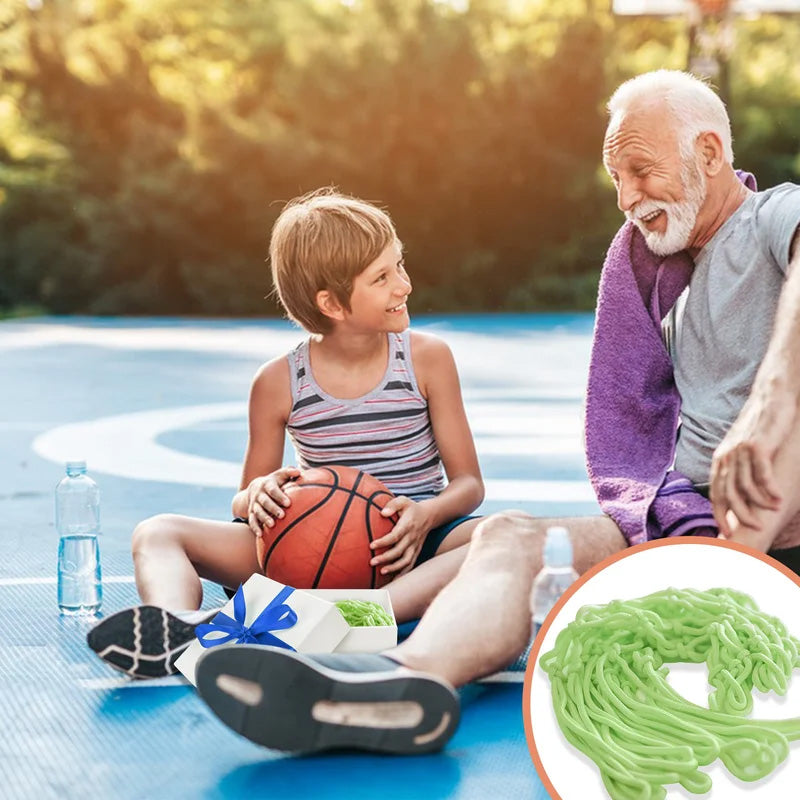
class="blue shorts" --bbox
[233,515,481,569]
[414,515,480,566]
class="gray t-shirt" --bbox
[663,182,800,486]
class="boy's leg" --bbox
[387,512,626,687]
[131,514,261,610]
[88,515,261,678]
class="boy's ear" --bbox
[316,290,345,322]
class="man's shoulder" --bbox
[750,181,800,222]
[752,182,800,210]
[748,182,800,271]
[761,181,800,194]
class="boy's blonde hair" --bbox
[269,189,398,334]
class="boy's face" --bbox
[344,240,412,332]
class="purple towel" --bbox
[584,172,756,545]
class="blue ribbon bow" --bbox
[195,584,298,651]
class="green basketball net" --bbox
[539,587,800,799]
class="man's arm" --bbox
[710,226,800,538]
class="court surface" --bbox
[1,314,598,800]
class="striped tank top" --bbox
[286,331,446,501]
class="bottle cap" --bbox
[544,526,573,567]
[65,460,87,475]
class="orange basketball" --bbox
[255,466,397,589]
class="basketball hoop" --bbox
[610,0,800,108]
[694,0,730,15]
[612,0,800,16]
[688,0,735,79]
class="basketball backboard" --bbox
[613,0,800,14]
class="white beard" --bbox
[627,158,707,256]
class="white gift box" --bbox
[176,574,350,686]
[304,589,397,653]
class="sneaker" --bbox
[195,646,460,754]
[87,605,214,679]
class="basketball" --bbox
[255,465,397,589]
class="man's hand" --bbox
[709,392,792,535]
[246,466,301,537]
[370,496,432,577]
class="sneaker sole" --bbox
[86,606,197,679]
[196,645,460,754]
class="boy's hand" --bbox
[246,466,301,537]
[370,496,431,577]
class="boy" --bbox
[88,189,485,679]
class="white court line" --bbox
[3,321,592,415]
[32,403,246,487]
[80,671,523,690]
[477,672,526,684]
[0,422,57,431]
[4,574,199,692]
[0,323,305,357]
[484,479,595,503]
[0,575,136,586]
[32,403,596,498]
[79,675,188,690]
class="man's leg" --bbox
[194,512,626,753]
[387,512,626,687]
[387,517,484,623]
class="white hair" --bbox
[607,70,733,164]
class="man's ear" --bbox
[697,131,725,177]
[316,289,345,322]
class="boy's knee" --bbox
[131,513,185,555]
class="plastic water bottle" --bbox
[56,461,102,615]
[531,526,579,636]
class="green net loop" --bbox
[540,587,800,797]
[334,599,394,627]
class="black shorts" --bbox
[692,487,800,576]
[414,515,479,565]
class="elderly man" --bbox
[598,70,800,556]
[194,70,800,754]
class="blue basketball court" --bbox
[1,314,598,799]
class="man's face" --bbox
[603,103,707,256]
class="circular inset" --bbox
[524,538,800,799]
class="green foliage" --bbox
[0,1,798,316]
